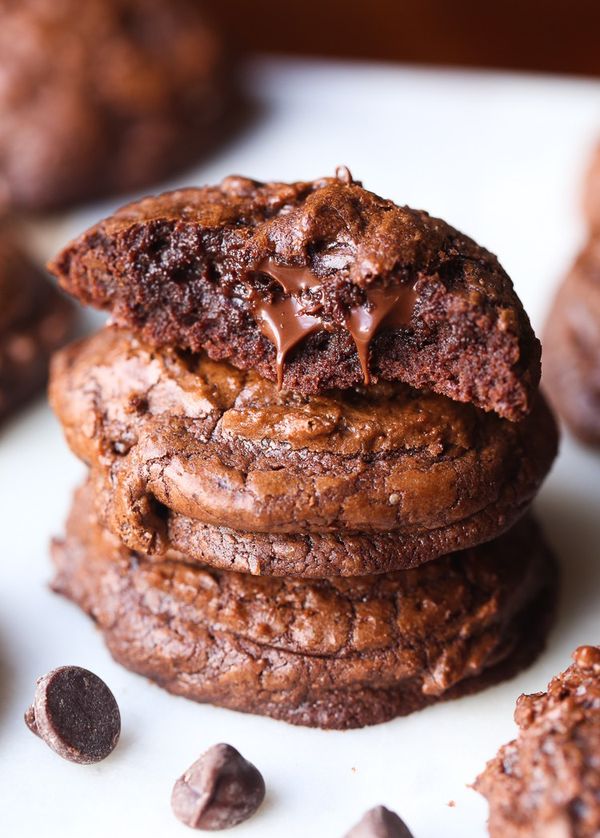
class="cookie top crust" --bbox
[475,647,600,837]
[0,0,231,211]
[49,171,540,419]
[49,326,557,543]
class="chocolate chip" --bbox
[24,666,120,764]
[171,743,265,830]
[343,805,414,838]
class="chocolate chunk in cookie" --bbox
[49,172,540,419]
[49,326,557,575]
[0,0,234,211]
[25,666,120,764]
[51,482,558,730]
[474,646,600,837]
[171,744,265,830]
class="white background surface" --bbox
[2,58,600,837]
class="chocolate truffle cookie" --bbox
[544,241,600,444]
[475,646,600,837]
[52,483,558,730]
[0,226,73,421]
[0,0,232,211]
[49,326,558,575]
[49,172,540,420]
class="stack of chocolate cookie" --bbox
[48,172,559,729]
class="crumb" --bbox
[447,800,456,808]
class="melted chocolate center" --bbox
[253,258,417,387]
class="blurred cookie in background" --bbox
[0,221,74,422]
[583,140,600,232]
[544,143,600,445]
[544,241,600,445]
[0,0,237,212]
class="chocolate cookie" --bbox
[49,171,540,420]
[0,226,74,422]
[51,482,558,730]
[475,646,600,837]
[0,0,233,212]
[583,140,600,232]
[49,326,557,575]
[543,242,600,445]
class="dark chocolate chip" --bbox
[171,743,265,830]
[344,805,414,838]
[24,666,120,764]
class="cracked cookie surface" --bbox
[49,326,557,574]
[52,483,558,729]
[49,172,540,419]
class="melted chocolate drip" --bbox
[255,294,322,388]
[253,258,417,387]
[345,284,418,384]
[257,259,322,293]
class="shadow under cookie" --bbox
[51,482,559,730]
